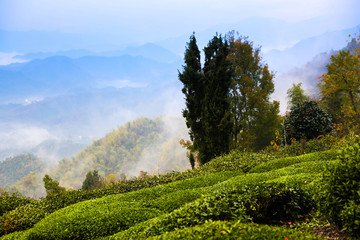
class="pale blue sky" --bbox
[1,0,359,44]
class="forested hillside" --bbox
[1,117,189,197]
[0,154,44,187]
[52,116,189,189]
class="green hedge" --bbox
[0,230,28,240]
[197,150,274,174]
[1,146,338,239]
[1,171,240,239]
[0,192,36,217]
[0,171,239,237]
[26,205,162,240]
[108,182,314,239]
[148,220,323,240]
[249,151,338,173]
[319,136,360,238]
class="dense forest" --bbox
[0,32,360,239]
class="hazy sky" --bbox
[1,0,359,43]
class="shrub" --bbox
[0,202,46,236]
[340,201,360,237]
[26,204,162,240]
[0,230,29,240]
[0,171,239,237]
[0,192,35,216]
[198,150,274,174]
[109,182,314,239]
[284,101,332,141]
[319,135,360,238]
[249,151,338,173]
[271,135,337,157]
[148,220,323,240]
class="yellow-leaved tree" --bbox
[319,34,360,133]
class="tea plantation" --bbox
[1,136,359,239]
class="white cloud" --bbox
[0,52,27,65]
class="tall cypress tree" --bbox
[201,35,233,163]
[178,34,203,162]
[179,34,232,165]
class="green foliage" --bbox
[149,188,205,213]
[0,133,349,239]
[319,135,360,238]
[82,170,104,190]
[287,83,310,109]
[43,174,66,198]
[197,150,274,174]
[319,45,360,133]
[26,205,162,240]
[272,135,336,157]
[0,169,238,237]
[148,221,322,240]
[0,230,29,240]
[0,154,44,188]
[0,192,35,216]
[179,34,233,165]
[201,34,233,163]
[227,31,279,151]
[339,201,360,237]
[250,151,338,173]
[110,182,314,240]
[178,34,203,167]
[0,202,45,236]
[53,117,165,188]
[284,101,333,141]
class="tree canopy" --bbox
[180,32,280,165]
[319,35,360,133]
[179,34,232,165]
[286,83,310,110]
[284,101,333,141]
[227,31,280,150]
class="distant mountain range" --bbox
[0,53,181,104]
[0,45,183,161]
[0,18,359,162]
[264,25,360,73]
[14,43,181,64]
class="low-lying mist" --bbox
[0,84,191,197]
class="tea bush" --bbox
[108,182,314,239]
[148,220,323,240]
[249,151,338,173]
[319,136,360,238]
[197,150,275,174]
[26,205,162,240]
[0,192,35,216]
[1,141,341,239]
[0,203,46,236]
[0,230,28,240]
[148,188,206,213]
[1,171,239,238]
[0,170,238,236]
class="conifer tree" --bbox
[178,34,203,164]
[201,35,233,163]
[179,34,232,165]
[43,174,65,197]
[81,170,103,190]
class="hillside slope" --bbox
[0,148,341,239]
